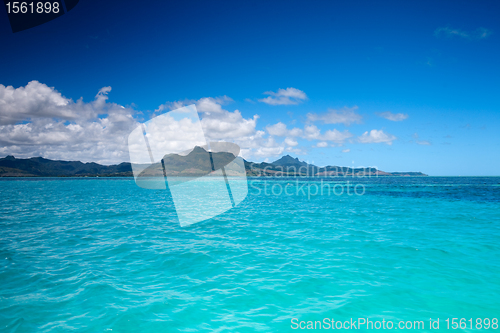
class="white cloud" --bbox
[240,134,285,158]
[266,122,289,136]
[3,84,406,164]
[288,127,303,137]
[377,111,408,121]
[0,80,102,125]
[266,122,303,137]
[196,97,233,114]
[358,129,397,145]
[157,97,258,142]
[342,149,350,153]
[321,128,353,142]
[0,83,281,163]
[201,110,259,140]
[265,122,352,144]
[302,125,353,143]
[306,106,362,125]
[284,137,298,147]
[285,147,306,155]
[159,96,285,160]
[258,87,307,105]
[434,27,492,40]
[0,81,139,164]
[302,124,321,140]
[156,96,233,115]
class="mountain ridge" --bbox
[0,150,428,177]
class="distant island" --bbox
[0,148,427,177]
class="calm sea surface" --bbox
[0,177,499,332]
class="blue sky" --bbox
[0,0,499,175]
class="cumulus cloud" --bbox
[237,132,284,158]
[306,106,362,125]
[342,149,350,153]
[377,111,408,121]
[2,83,406,164]
[258,87,307,105]
[321,128,353,142]
[0,80,101,125]
[157,96,259,143]
[0,83,281,163]
[300,125,353,143]
[284,137,298,147]
[156,96,233,115]
[0,81,139,164]
[252,140,285,157]
[200,110,259,140]
[358,129,396,145]
[266,122,289,136]
[434,27,492,40]
[158,96,285,160]
[285,147,306,155]
[288,127,304,137]
[265,122,352,144]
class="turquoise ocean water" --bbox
[0,177,499,332]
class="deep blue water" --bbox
[0,177,499,332]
